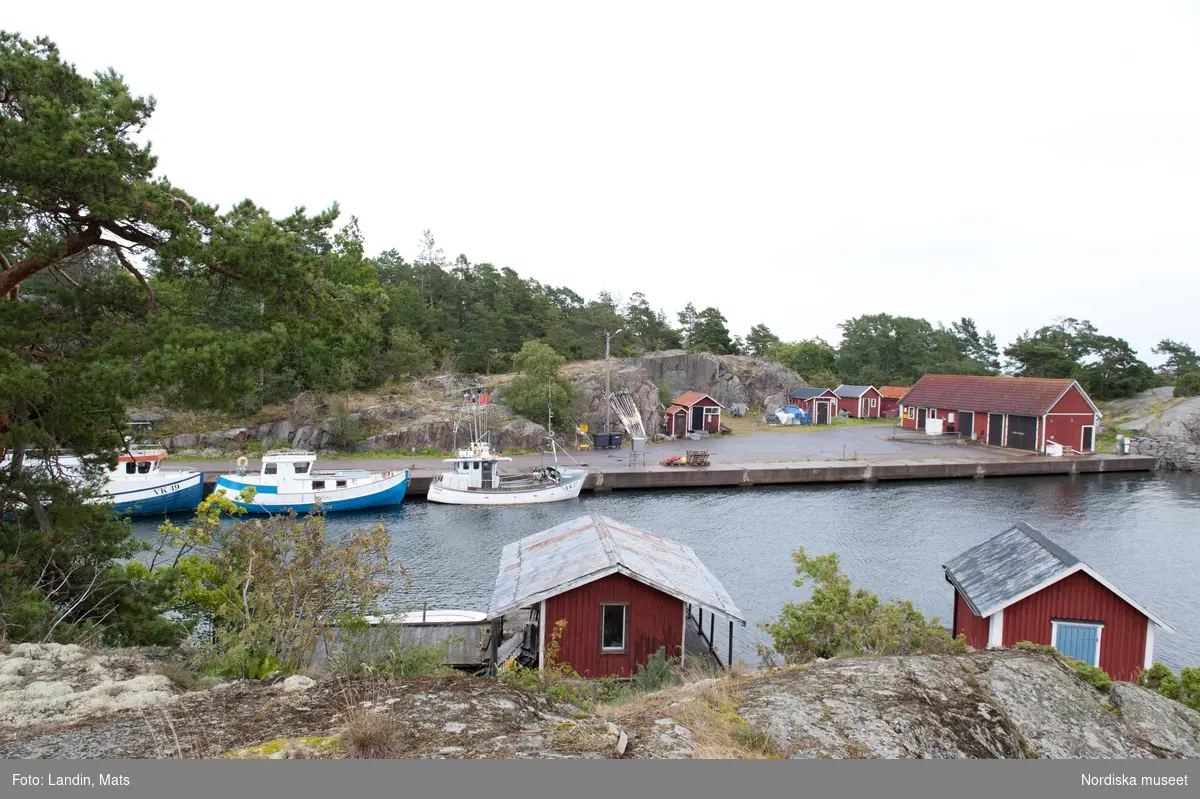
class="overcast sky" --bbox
[9,2,1200,362]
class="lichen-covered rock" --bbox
[1109,682,1200,757]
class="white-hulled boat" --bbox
[426,441,587,505]
[212,450,408,514]
[1,447,203,517]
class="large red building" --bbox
[487,514,746,678]
[663,391,724,438]
[788,387,838,424]
[833,385,883,418]
[899,374,1101,453]
[944,522,1172,682]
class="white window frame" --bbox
[869,397,877,407]
[905,406,915,420]
[928,409,938,419]
[947,412,955,423]
[1050,620,1103,667]
[1080,425,1095,452]
[600,603,628,654]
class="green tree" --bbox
[502,341,578,426]
[1174,372,1200,397]
[745,324,781,357]
[766,338,838,383]
[1004,319,1155,399]
[1152,339,1200,379]
[687,307,736,354]
[380,326,435,378]
[835,314,938,385]
[763,547,965,664]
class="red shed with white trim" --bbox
[899,374,1101,452]
[943,522,1173,682]
[833,385,883,418]
[487,514,746,678]
[878,386,908,418]
[664,391,723,437]
[788,387,838,424]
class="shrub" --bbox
[656,379,674,408]
[502,342,578,425]
[1013,642,1112,692]
[1174,372,1200,397]
[633,646,680,693]
[331,615,455,678]
[1138,662,1200,710]
[762,547,966,664]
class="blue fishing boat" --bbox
[212,450,408,514]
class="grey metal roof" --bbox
[789,387,832,399]
[834,384,875,398]
[943,522,1077,617]
[487,513,746,624]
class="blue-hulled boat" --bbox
[212,450,408,514]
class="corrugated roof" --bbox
[487,513,746,624]
[834,385,875,398]
[878,386,909,399]
[900,374,1097,417]
[673,391,724,409]
[789,387,834,400]
[943,522,1172,630]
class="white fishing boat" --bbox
[212,450,408,514]
[1,446,203,517]
[426,387,588,505]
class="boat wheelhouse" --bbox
[426,442,587,505]
[213,450,408,513]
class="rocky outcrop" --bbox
[1129,436,1199,471]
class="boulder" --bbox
[292,425,316,450]
[262,420,294,448]
[166,433,198,449]
[223,428,250,443]
[1109,682,1200,757]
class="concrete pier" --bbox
[196,454,1156,498]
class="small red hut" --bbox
[943,522,1172,682]
[877,386,908,418]
[788,387,838,424]
[487,514,746,678]
[833,385,883,418]
[663,392,723,438]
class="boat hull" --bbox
[213,471,409,514]
[108,472,206,517]
[426,471,586,505]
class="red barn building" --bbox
[899,374,1101,452]
[878,386,908,418]
[943,522,1172,682]
[663,392,723,438]
[788,387,838,424]
[486,514,746,678]
[833,385,883,418]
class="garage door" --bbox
[1006,415,1039,451]
[987,414,1004,446]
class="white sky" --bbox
[9,2,1200,362]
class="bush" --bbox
[1139,662,1200,710]
[330,614,455,678]
[502,342,578,425]
[633,646,680,693]
[762,547,966,664]
[1013,642,1112,692]
[656,379,674,409]
[1174,372,1200,397]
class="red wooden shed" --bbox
[486,514,746,678]
[943,522,1172,682]
[833,385,883,418]
[788,387,838,424]
[899,374,1101,452]
[877,386,908,418]
[664,392,724,438]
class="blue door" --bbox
[1055,623,1100,666]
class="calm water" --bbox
[134,473,1200,669]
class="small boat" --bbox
[427,441,588,505]
[212,450,408,514]
[363,609,487,625]
[1,446,203,517]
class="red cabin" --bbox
[486,514,746,678]
[788,387,838,424]
[833,385,883,418]
[944,522,1172,682]
[899,374,1101,452]
[877,386,908,418]
[663,392,723,438]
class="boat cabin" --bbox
[238,451,373,492]
[113,448,169,477]
[438,443,513,491]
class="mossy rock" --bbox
[221,737,341,759]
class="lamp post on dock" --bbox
[604,329,622,433]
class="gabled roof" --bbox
[878,386,909,400]
[834,385,877,398]
[487,513,746,624]
[672,391,724,409]
[943,522,1173,631]
[900,374,1101,418]
[789,387,835,400]
[664,404,687,416]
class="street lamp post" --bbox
[604,329,622,433]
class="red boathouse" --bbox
[833,385,883,418]
[899,374,1101,452]
[486,514,746,678]
[663,392,723,438]
[788,387,838,424]
[943,522,1172,682]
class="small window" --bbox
[137,461,151,474]
[905,407,915,420]
[600,604,627,652]
[473,462,480,470]
[294,462,310,474]
[125,462,136,474]
[928,409,938,419]
[947,412,955,423]
[264,463,278,475]
[312,480,325,490]
[336,480,347,488]
[869,397,877,407]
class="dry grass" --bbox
[341,706,400,758]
